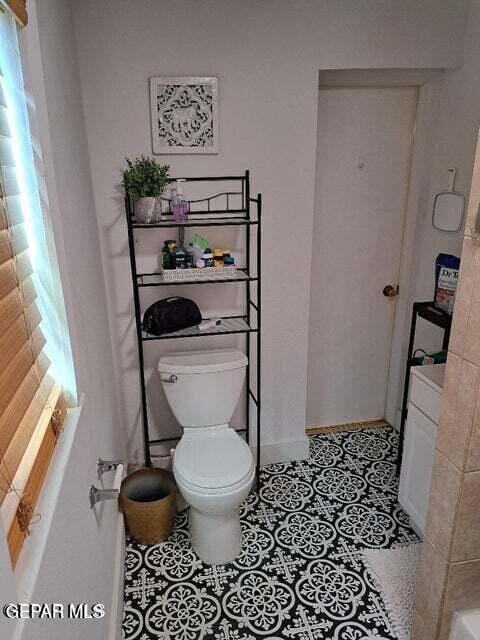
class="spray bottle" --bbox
[171,179,189,223]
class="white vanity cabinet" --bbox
[399,363,445,536]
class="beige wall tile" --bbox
[438,614,455,640]
[464,133,480,239]
[414,538,448,636]
[449,238,478,358]
[463,300,480,368]
[439,559,480,639]
[467,399,480,470]
[437,353,480,469]
[451,471,480,561]
[425,450,463,556]
[411,609,437,640]
[462,239,480,365]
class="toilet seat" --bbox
[175,465,256,496]
[173,428,254,491]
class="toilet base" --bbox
[189,507,242,565]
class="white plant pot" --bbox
[134,197,162,223]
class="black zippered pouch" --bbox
[143,297,202,335]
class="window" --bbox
[2,1,27,27]
[0,6,75,566]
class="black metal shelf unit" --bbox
[396,301,452,474]
[125,170,262,483]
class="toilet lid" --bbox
[158,349,248,375]
[174,429,254,490]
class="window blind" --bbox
[1,1,27,27]
[0,38,67,567]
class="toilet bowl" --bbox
[158,348,255,564]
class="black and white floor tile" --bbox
[122,426,419,640]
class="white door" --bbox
[307,86,417,428]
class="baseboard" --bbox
[306,419,389,436]
[108,465,126,640]
[260,436,309,466]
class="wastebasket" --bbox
[120,468,176,544]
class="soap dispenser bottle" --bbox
[171,179,189,223]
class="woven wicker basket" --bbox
[120,468,176,544]
[161,266,238,281]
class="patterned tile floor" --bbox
[122,426,419,640]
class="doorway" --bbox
[307,85,418,428]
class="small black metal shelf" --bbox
[132,217,258,229]
[142,316,257,341]
[409,301,452,330]
[137,269,257,287]
[125,170,262,486]
[396,301,452,474]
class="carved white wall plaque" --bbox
[150,76,219,154]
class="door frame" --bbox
[316,70,444,430]
[384,76,444,429]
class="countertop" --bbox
[411,363,446,393]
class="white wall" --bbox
[383,0,480,424]
[71,0,468,463]
[0,1,125,638]
[413,0,480,341]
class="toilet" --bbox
[158,348,255,565]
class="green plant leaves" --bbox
[123,156,170,199]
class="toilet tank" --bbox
[158,349,248,427]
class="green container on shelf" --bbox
[412,350,448,366]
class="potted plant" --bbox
[123,156,170,223]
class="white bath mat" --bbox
[362,542,422,640]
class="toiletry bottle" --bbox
[203,247,214,268]
[186,243,195,269]
[169,183,177,216]
[177,179,189,221]
[171,179,189,223]
[173,246,187,269]
[162,240,172,270]
[213,248,224,268]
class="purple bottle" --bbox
[171,179,189,223]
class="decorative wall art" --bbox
[150,76,219,154]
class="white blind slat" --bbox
[0,137,14,166]
[0,108,10,137]
[0,82,6,109]
[1,167,20,197]
[4,194,22,224]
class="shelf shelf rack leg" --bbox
[245,171,251,448]
[125,197,152,467]
[256,193,262,488]
[396,303,417,475]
